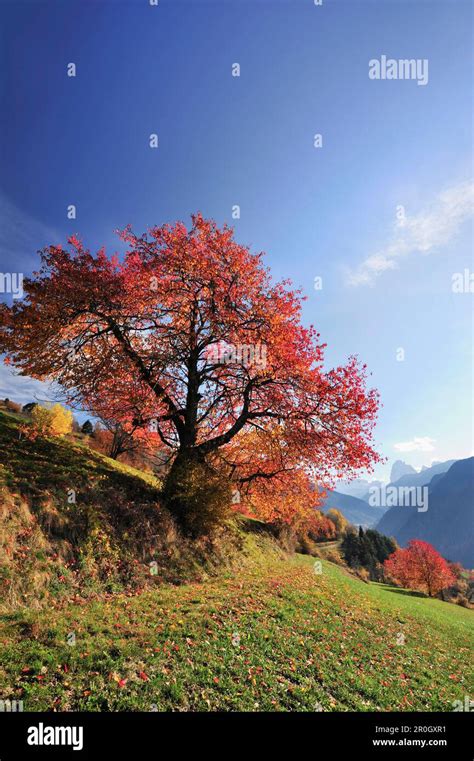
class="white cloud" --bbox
[346,180,474,287]
[394,436,436,453]
[0,362,53,407]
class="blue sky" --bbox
[0,0,472,481]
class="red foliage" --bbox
[308,512,337,541]
[18,423,39,442]
[384,540,456,597]
[0,214,382,527]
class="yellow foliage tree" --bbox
[31,403,73,437]
[326,508,349,537]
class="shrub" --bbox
[356,567,371,583]
[295,533,319,556]
[323,547,344,566]
[307,512,337,542]
[4,398,21,413]
[31,403,73,437]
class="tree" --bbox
[308,512,337,542]
[0,214,381,533]
[325,508,349,537]
[384,540,456,597]
[340,530,360,567]
[91,419,144,461]
[30,403,73,437]
[81,419,93,435]
[365,529,396,564]
[341,528,395,579]
[22,402,38,415]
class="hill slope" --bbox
[0,409,242,607]
[0,409,472,713]
[376,458,474,567]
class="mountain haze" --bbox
[321,489,386,528]
[376,458,474,567]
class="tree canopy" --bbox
[0,214,381,530]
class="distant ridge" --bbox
[321,489,386,529]
[389,459,457,489]
[376,457,474,567]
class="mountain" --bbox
[335,478,383,501]
[321,489,387,529]
[365,458,458,505]
[390,460,416,483]
[389,459,457,489]
[376,457,474,567]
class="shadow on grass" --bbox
[372,582,427,599]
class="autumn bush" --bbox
[295,532,319,556]
[355,566,371,584]
[308,513,337,542]
[442,563,474,607]
[30,403,73,438]
[3,398,21,413]
[323,547,345,567]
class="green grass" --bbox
[0,409,179,606]
[0,552,471,712]
[0,409,160,502]
[0,408,472,712]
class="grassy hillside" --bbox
[0,409,472,712]
[0,409,242,608]
[0,553,471,712]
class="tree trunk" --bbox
[162,448,231,536]
[162,448,204,523]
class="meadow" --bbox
[0,408,472,713]
[0,551,471,712]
